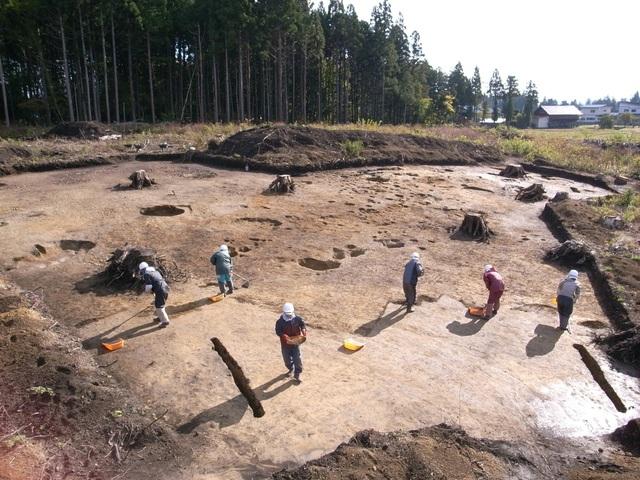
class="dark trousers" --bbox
[281,345,302,375]
[403,282,417,307]
[557,295,574,329]
[154,291,168,308]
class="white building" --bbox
[618,102,640,116]
[578,104,612,124]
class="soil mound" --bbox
[46,121,112,139]
[203,125,502,173]
[0,145,32,175]
[598,327,640,367]
[273,424,535,479]
[612,418,640,453]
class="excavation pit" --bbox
[60,240,96,252]
[140,205,185,216]
[298,258,341,271]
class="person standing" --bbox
[275,303,307,383]
[403,252,424,313]
[556,269,581,332]
[483,265,505,319]
[210,244,234,296]
[138,262,170,328]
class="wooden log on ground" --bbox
[499,164,526,178]
[128,170,155,189]
[515,183,546,202]
[266,174,295,194]
[210,337,265,418]
[453,212,494,242]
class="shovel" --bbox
[233,272,251,288]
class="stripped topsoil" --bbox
[197,125,503,173]
[542,198,640,367]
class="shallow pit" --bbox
[240,217,282,227]
[298,258,341,271]
[140,205,185,216]
[60,240,96,252]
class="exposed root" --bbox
[266,174,295,194]
[597,327,640,367]
[103,247,187,290]
[545,240,593,266]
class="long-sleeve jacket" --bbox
[275,315,306,346]
[483,270,505,292]
[403,259,424,286]
[142,267,169,295]
[557,278,581,302]
[210,250,233,275]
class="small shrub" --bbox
[28,386,54,397]
[599,115,614,129]
[342,139,364,158]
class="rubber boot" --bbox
[218,282,226,295]
[226,279,234,294]
[484,303,495,319]
[158,307,170,327]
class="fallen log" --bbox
[515,183,545,202]
[210,337,265,418]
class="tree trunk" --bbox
[237,35,244,122]
[0,56,9,126]
[127,33,136,121]
[276,33,283,122]
[111,14,120,123]
[59,16,75,121]
[197,24,205,122]
[100,18,111,123]
[78,9,92,120]
[246,45,252,120]
[317,59,322,122]
[90,46,101,121]
[291,48,295,122]
[212,52,219,123]
[146,31,155,123]
[224,36,230,123]
[168,42,174,119]
[302,47,307,123]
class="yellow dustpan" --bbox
[343,338,365,351]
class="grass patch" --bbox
[595,190,640,223]
[341,139,364,158]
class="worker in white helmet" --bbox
[556,269,581,332]
[275,303,307,383]
[403,252,424,313]
[138,262,170,328]
[210,244,234,296]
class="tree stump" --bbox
[266,174,295,194]
[515,183,546,202]
[550,191,569,202]
[453,213,494,242]
[499,164,526,178]
[128,170,155,189]
[545,240,592,266]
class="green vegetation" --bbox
[595,190,640,223]
[28,386,55,397]
[341,140,364,158]
[599,115,615,129]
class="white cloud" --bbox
[348,0,640,102]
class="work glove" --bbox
[144,284,153,293]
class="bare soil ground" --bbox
[0,133,639,478]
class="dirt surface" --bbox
[46,122,114,140]
[200,125,503,173]
[0,280,185,480]
[1,160,639,479]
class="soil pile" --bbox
[273,425,538,479]
[203,125,502,173]
[598,327,640,367]
[0,145,32,175]
[46,121,113,139]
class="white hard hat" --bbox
[220,244,228,251]
[411,252,420,260]
[138,262,149,272]
[568,269,579,279]
[484,264,493,273]
[283,303,295,314]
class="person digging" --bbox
[483,264,505,319]
[210,244,234,296]
[403,252,424,313]
[556,269,581,333]
[275,303,307,384]
[138,262,170,328]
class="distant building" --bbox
[578,104,612,124]
[618,102,640,116]
[533,105,582,128]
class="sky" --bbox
[349,0,640,104]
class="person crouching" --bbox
[483,264,504,319]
